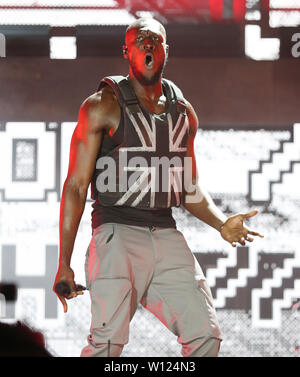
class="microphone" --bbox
[54,281,86,297]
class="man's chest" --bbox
[121,107,189,157]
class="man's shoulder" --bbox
[92,84,117,104]
[77,84,120,133]
[82,85,119,115]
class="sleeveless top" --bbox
[90,75,190,229]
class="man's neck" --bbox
[128,73,164,103]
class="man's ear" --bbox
[165,44,169,58]
[123,45,128,59]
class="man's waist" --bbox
[91,203,177,230]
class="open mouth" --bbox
[144,53,154,68]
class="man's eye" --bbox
[137,35,159,43]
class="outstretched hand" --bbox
[220,209,264,247]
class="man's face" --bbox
[124,22,169,86]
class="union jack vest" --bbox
[90,75,190,210]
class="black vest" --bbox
[90,75,189,210]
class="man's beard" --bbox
[131,59,167,86]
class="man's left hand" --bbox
[220,209,264,247]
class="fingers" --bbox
[66,290,84,299]
[58,296,68,313]
[55,285,85,314]
[59,290,84,313]
[231,237,245,247]
[230,234,256,247]
[241,210,264,234]
[245,224,264,238]
[75,290,84,295]
[242,209,258,219]
[247,229,264,238]
[224,209,263,247]
[237,236,247,246]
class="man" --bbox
[53,18,263,357]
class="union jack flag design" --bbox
[94,76,190,209]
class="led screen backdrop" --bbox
[0,121,299,357]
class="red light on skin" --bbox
[108,128,115,137]
[123,20,169,111]
[125,26,167,86]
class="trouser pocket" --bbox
[85,223,116,289]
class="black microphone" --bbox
[54,281,86,297]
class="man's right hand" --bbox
[53,264,82,313]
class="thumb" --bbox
[242,209,258,219]
[58,296,68,313]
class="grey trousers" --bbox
[81,223,222,357]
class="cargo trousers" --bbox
[80,223,222,357]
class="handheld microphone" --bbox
[54,281,86,297]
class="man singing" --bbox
[54,17,263,357]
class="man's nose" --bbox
[143,41,154,50]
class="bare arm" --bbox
[54,87,120,312]
[182,101,263,245]
[182,101,227,231]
